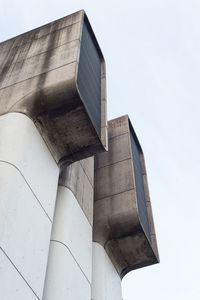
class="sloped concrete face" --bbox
[93,115,159,278]
[59,156,94,225]
[0,10,107,164]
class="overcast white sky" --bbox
[1,1,200,299]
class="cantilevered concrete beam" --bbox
[0,10,107,164]
[93,115,159,278]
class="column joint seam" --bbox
[0,246,40,300]
[0,160,52,223]
[50,239,92,287]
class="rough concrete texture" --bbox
[0,10,107,164]
[93,115,159,278]
[59,157,94,225]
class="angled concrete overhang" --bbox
[93,115,159,278]
[59,156,94,226]
[0,10,107,164]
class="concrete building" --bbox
[0,10,159,300]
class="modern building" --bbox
[0,10,159,300]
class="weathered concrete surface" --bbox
[93,115,159,278]
[0,10,107,164]
[59,157,94,225]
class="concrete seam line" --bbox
[50,239,92,287]
[0,29,81,68]
[79,162,94,187]
[57,185,93,226]
[0,60,77,91]
[0,160,52,223]
[0,38,81,74]
[0,247,40,300]
[94,187,135,202]
[95,157,132,171]
[108,130,130,141]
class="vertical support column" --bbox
[43,158,94,300]
[91,242,122,300]
[0,113,59,299]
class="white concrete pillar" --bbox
[0,113,59,300]
[92,242,122,300]
[43,186,93,300]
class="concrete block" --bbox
[51,187,92,282]
[94,158,134,201]
[105,233,155,276]
[0,249,37,300]
[0,10,108,164]
[0,11,82,53]
[94,132,131,169]
[0,40,80,89]
[0,62,77,115]
[94,190,138,245]
[0,113,59,220]
[0,162,52,298]
[107,114,129,139]
[93,115,159,278]
[0,21,82,67]
[43,241,91,300]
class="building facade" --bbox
[0,10,159,300]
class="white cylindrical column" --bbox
[92,242,122,300]
[43,158,94,300]
[0,113,59,300]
